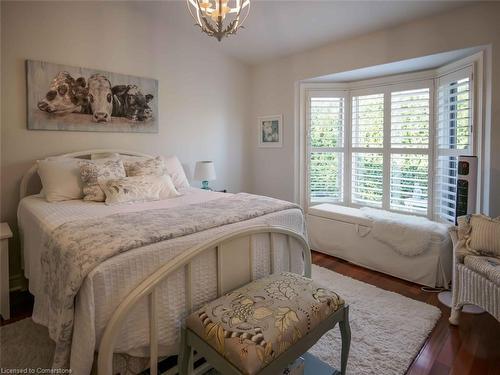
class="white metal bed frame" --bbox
[97,225,311,375]
[19,150,311,375]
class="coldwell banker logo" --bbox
[0,369,72,374]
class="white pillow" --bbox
[163,156,190,189]
[99,175,180,205]
[37,158,83,202]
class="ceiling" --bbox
[188,0,475,65]
[307,46,483,82]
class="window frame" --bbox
[298,56,482,221]
[347,80,434,216]
[305,89,348,205]
[349,88,386,209]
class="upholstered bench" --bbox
[179,272,350,375]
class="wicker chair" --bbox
[449,215,500,325]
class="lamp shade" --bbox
[194,161,216,181]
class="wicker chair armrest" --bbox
[449,227,473,263]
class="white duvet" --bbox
[17,188,305,374]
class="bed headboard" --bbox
[19,149,154,199]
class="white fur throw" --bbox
[360,207,438,257]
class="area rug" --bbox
[0,265,440,375]
[309,265,440,374]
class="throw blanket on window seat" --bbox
[360,207,443,257]
[41,193,299,369]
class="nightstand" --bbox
[0,222,12,320]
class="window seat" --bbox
[307,204,453,287]
[309,204,372,227]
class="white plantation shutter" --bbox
[352,94,384,148]
[435,69,473,223]
[352,152,383,206]
[309,152,344,202]
[351,93,384,207]
[391,88,430,148]
[390,153,429,214]
[390,88,430,214]
[437,78,472,151]
[435,156,459,222]
[307,94,346,203]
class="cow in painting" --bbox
[37,72,90,115]
[87,73,114,122]
[111,84,154,122]
[37,72,154,123]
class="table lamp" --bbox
[194,161,216,190]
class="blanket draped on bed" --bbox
[41,193,300,369]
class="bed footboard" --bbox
[97,225,311,375]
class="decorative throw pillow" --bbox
[122,154,190,190]
[163,155,190,189]
[466,214,500,258]
[37,158,83,202]
[99,175,180,205]
[123,156,165,177]
[79,159,126,202]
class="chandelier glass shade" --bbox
[187,0,250,41]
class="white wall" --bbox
[0,1,251,286]
[248,2,500,217]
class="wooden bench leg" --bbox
[179,326,193,375]
[339,306,351,375]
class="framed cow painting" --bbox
[26,60,158,133]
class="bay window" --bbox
[304,62,477,223]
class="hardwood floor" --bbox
[2,251,499,374]
[0,290,33,326]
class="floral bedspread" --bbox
[41,193,299,368]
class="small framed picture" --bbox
[258,115,283,148]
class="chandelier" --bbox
[187,0,251,41]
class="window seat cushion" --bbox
[308,203,450,243]
[308,204,372,227]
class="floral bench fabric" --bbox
[186,272,344,375]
